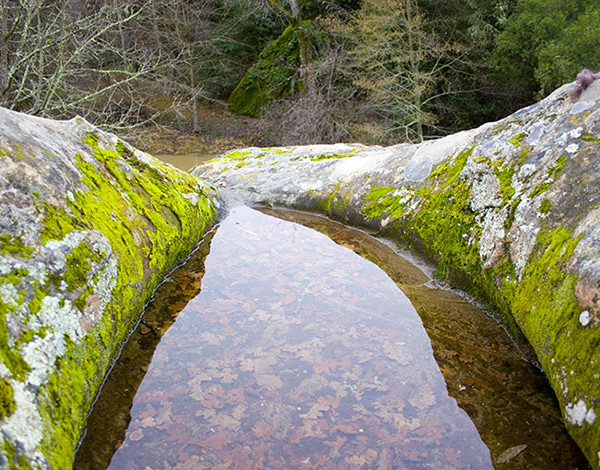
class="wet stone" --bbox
[74,207,590,470]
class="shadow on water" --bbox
[74,207,590,469]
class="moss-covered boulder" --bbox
[227,25,301,117]
[193,82,600,467]
[0,108,220,468]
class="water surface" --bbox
[155,152,215,171]
[75,207,589,469]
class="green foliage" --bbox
[228,25,302,117]
[534,5,600,95]
[492,0,597,100]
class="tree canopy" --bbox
[1,0,597,144]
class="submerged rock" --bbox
[0,108,220,468]
[193,80,600,467]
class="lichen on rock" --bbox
[0,107,220,468]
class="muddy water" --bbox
[155,152,216,171]
[74,207,590,469]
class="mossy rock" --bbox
[227,25,301,117]
[0,108,220,468]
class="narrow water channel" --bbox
[74,207,589,469]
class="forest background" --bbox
[1,0,598,153]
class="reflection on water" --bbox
[155,152,216,171]
[75,207,590,469]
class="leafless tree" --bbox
[0,0,271,132]
[0,0,166,129]
[338,0,465,143]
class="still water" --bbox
[155,152,215,171]
[75,207,589,469]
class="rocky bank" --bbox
[193,81,600,467]
[0,109,219,468]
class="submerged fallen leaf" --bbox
[408,385,436,410]
[209,412,241,432]
[129,429,144,442]
[497,444,528,464]
[345,455,367,466]
[323,436,347,448]
[253,423,278,442]
[255,373,283,391]
[383,341,412,365]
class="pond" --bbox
[155,152,216,172]
[74,207,590,469]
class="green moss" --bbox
[0,271,33,382]
[227,25,302,117]
[581,135,600,144]
[360,145,525,335]
[39,336,95,469]
[1,269,29,286]
[509,228,582,335]
[64,244,94,292]
[321,182,342,215]
[3,132,219,468]
[509,132,527,146]
[492,119,523,133]
[428,145,472,187]
[0,378,16,420]
[0,235,34,258]
[505,228,600,460]
[516,147,533,164]
[74,284,94,312]
[115,140,129,156]
[310,150,358,161]
[529,181,551,198]
[29,287,46,316]
[83,132,100,150]
[39,203,76,243]
[539,198,552,213]
[274,148,295,155]
[0,315,31,382]
[363,186,411,221]
[494,162,516,204]
[504,197,521,231]
[223,151,251,160]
